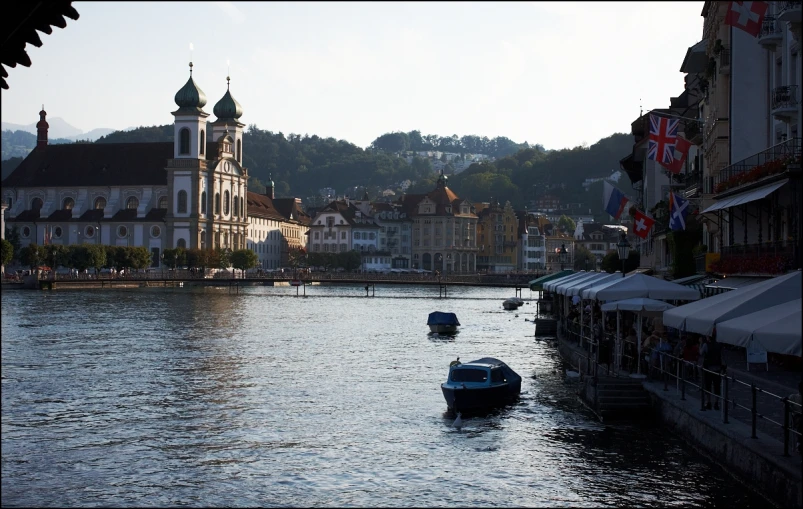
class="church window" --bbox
[94,197,107,210]
[177,238,187,248]
[241,200,244,218]
[200,131,205,155]
[233,196,239,216]
[22,226,30,237]
[62,197,74,210]
[215,193,221,214]
[151,226,161,238]
[118,225,128,238]
[237,139,242,162]
[201,192,207,214]
[126,196,139,210]
[158,196,167,209]
[177,190,188,213]
[224,191,230,215]
[31,197,43,211]
[179,128,190,155]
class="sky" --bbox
[1,1,705,150]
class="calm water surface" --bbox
[1,284,768,507]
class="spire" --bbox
[174,61,207,111]
[36,106,49,148]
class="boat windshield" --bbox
[450,368,488,383]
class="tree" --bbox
[44,244,68,277]
[230,249,258,277]
[557,215,576,233]
[5,226,21,262]
[1,238,13,268]
[85,244,107,274]
[573,244,596,271]
[128,247,151,272]
[19,243,43,270]
[68,245,92,272]
[600,249,640,274]
[287,246,307,268]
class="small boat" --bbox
[502,297,524,310]
[427,311,460,334]
[441,357,522,413]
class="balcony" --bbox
[776,1,802,23]
[714,138,801,195]
[711,241,799,275]
[683,171,715,199]
[771,85,799,121]
[758,16,783,47]
[683,119,703,145]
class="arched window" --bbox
[126,196,139,210]
[177,190,187,213]
[31,197,43,210]
[179,128,190,154]
[158,196,167,209]
[215,193,221,215]
[201,191,207,214]
[200,131,205,155]
[94,197,106,210]
[223,190,230,215]
[62,197,74,210]
[236,139,242,162]
[177,238,187,248]
[241,200,244,218]
[233,196,238,216]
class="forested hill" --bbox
[2,125,632,214]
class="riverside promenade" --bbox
[556,332,803,509]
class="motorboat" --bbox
[502,297,524,310]
[427,311,460,334]
[441,357,522,413]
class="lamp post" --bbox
[617,233,631,278]
[559,243,568,272]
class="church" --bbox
[1,63,309,269]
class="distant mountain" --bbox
[1,118,115,142]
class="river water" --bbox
[1,284,767,507]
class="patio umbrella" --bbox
[601,298,677,376]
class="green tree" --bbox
[230,249,258,277]
[128,247,152,272]
[336,250,361,271]
[600,249,640,274]
[19,243,43,270]
[85,244,107,275]
[5,226,21,262]
[68,245,92,272]
[1,238,13,268]
[557,215,576,233]
[44,244,68,277]
[573,244,596,271]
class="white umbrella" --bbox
[715,298,802,356]
[663,270,801,335]
[584,273,701,302]
[601,298,677,376]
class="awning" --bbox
[680,39,708,73]
[700,179,789,214]
[704,276,770,296]
[626,267,654,276]
[528,269,573,291]
[671,274,707,286]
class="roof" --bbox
[273,198,311,225]
[246,191,286,221]
[529,269,574,291]
[1,142,174,187]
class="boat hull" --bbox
[502,302,520,310]
[441,381,522,413]
[429,324,458,334]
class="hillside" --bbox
[1,124,632,215]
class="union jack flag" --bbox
[647,114,678,165]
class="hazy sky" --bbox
[1,1,703,150]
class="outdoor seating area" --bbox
[546,269,803,456]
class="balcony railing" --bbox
[714,137,801,194]
[771,85,799,116]
[683,171,715,198]
[776,1,802,23]
[713,241,799,275]
[758,16,783,46]
[721,240,797,258]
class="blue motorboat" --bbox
[428,311,460,334]
[441,357,522,413]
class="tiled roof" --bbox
[46,209,73,221]
[13,209,41,221]
[246,192,285,221]
[273,198,311,226]
[111,209,138,221]
[144,208,167,221]
[78,209,104,222]
[1,142,174,187]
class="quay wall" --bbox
[555,333,802,509]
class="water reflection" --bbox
[1,286,768,508]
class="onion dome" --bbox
[213,76,243,121]
[174,62,207,111]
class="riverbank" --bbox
[555,333,803,509]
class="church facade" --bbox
[1,64,309,268]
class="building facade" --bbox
[474,200,518,273]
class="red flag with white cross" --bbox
[658,136,692,174]
[631,210,655,239]
[724,1,769,38]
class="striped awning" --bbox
[704,276,771,296]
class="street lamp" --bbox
[617,232,631,278]
[559,243,568,271]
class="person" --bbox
[701,333,723,410]
[682,336,700,380]
[789,381,802,455]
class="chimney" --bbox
[36,107,49,148]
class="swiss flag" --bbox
[631,209,655,239]
[658,136,692,174]
[724,1,769,38]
